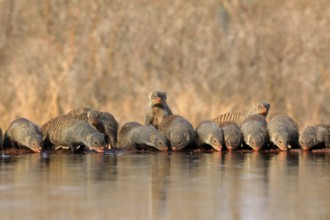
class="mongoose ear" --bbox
[150,135,156,143]
[184,133,190,142]
[273,135,278,142]
[207,134,213,142]
[247,135,251,143]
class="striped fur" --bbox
[213,112,246,126]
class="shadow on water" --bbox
[0,150,329,219]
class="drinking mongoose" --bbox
[196,120,224,151]
[145,91,173,129]
[158,115,196,151]
[42,115,105,153]
[3,118,43,153]
[300,124,330,150]
[240,114,269,151]
[220,122,243,151]
[268,114,299,151]
[116,122,168,151]
[213,101,270,126]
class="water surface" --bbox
[0,151,329,220]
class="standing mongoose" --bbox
[3,118,43,153]
[240,114,269,151]
[268,114,299,151]
[158,115,196,151]
[220,122,243,151]
[145,91,173,129]
[196,120,224,152]
[116,122,168,151]
[42,115,105,153]
[213,101,270,126]
[67,107,119,149]
[86,111,119,150]
[300,124,330,150]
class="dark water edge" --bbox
[0,150,329,220]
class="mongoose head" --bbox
[85,133,105,153]
[224,135,241,151]
[299,134,315,151]
[272,134,290,151]
[246,133,267,151]
[87,110,101,126]
[150,134,168,151]
[26,135,42,153]
[254,101,270,117]
[205,134,223,152]
[170,132,191,151]
[149,91,167,106]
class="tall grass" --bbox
[0,0,329,130]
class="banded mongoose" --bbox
[86,111,119,150]
[67,107,119,149]
[213,101,270,126]
[268,114,299,151]
[42,115,105,153]
[220,122,243,151]
[196,120,224,151]
[300,125,330,150]
[240,114,269,151]
[158,115,196,151]
[116,122,168,151]
[145,91,173,129]
[3,118,43,153]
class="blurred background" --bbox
[0,0,329,130]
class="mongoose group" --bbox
[1,91,329,154]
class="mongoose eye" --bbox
[279,140,282,144]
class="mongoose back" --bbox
[117,122,168,151]
[3,118,42,153]
[87,111,119,149]
[300,124,330,150]
[196,120,224,151]
[145,91,173,129]
[268,114,299,151]
[220,122,243,151]
[158,115,196,151]
[213,101,270,126]
[66,106,94,121]
[240,114,269,151]
[42,115,105,153]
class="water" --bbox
[0,151,329,220]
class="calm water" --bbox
[0,151,329,220]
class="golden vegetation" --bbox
[0,0,329,130]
